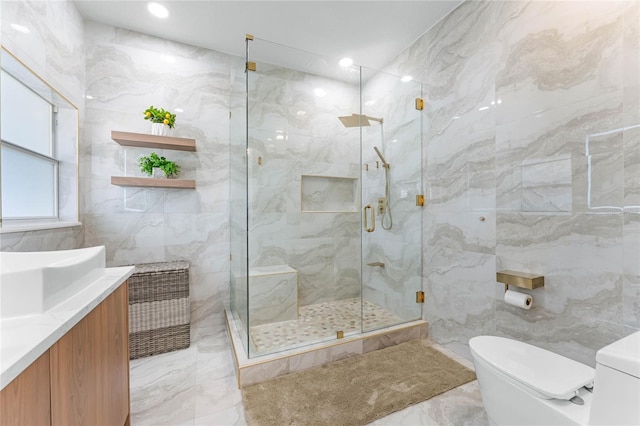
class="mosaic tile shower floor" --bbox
[249,298,401,354]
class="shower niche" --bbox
[300,175,358,212]
[229,35,425,364]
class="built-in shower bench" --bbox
[249,265,298,326]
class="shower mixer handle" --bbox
[364,204,375,232]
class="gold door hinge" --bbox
[416,291,425,303]
[246,61,256,72]
[415,98,424,111]
[246,34,254,41]
[337,330,344,339]
[257,156,262,165]
[416,194,424,206]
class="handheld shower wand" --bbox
[374,145,392,230]
[373,146,389,168]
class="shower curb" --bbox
[224,310,428,388]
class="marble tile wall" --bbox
[384,0,640,365]
[0,0,84,251]
[82,21,243,331]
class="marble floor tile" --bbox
[129,316,489,426]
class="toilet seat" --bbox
[470,336,595,400]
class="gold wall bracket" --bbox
[416,194,424,207]
[246,61,256,72]
[415,98,424,111]
[497,270,544,292]
[246,34,254,41]
[416,291,425,303]
[337,330,344,339]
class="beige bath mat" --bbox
[242,339,476,425]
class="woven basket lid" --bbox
[132,261,190,274]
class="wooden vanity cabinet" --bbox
[0,281,130,426]
[0,351,51,426]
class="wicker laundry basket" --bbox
[128,261,190,359]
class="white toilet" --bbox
[469,331,640,426]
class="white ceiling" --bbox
[74,1,461,73]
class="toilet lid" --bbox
[470,336,595,400]
[596,331,640,378]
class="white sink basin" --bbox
[0,246,106,319]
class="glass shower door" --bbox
[245,37,363,357]
[360,67,423,332]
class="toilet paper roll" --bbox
[504,289,533,310]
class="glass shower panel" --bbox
[360,67,423,331]
[246,38,362,357]
[229,58,250,355]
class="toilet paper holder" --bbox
[496,270,544,292]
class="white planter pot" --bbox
[152,168,167,179]
[151,123,170,136]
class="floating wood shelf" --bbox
[111,131,196,152]
[110,176,196,189]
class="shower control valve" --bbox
[377,198,387,214]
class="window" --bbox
[0,48,79,232]
[1,70,58,219]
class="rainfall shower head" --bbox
[338,114,370,127]
[338,114,383,128]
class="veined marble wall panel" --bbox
[379,0,640,364]
[423,246,497,359]
[421,0,496,111]
[0,0,85,252]
[495,1,628,125]
[0,226,83,251]
[83,21,241,329]
[1,0,85,107]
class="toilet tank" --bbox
[589,331,640,426]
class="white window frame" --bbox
[0,48,81,233]
[1,70,59,221]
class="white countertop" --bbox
[0,266,134,390]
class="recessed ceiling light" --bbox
[10,23,30,34]
[174,108,184,113]
[339,57,353,67]
[276,135,285,140]
[364,100,376,106]
[85,94,94,100]
[296,110,306,116]
[313,88,326,97]
[400,75,413,83]
[147,2,169,18]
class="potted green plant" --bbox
[143,106,176,136]
[138,152,180,178]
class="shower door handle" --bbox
[364,204,375,232]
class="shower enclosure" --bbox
[230,36,423,358]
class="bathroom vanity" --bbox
[0,248,134,426]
